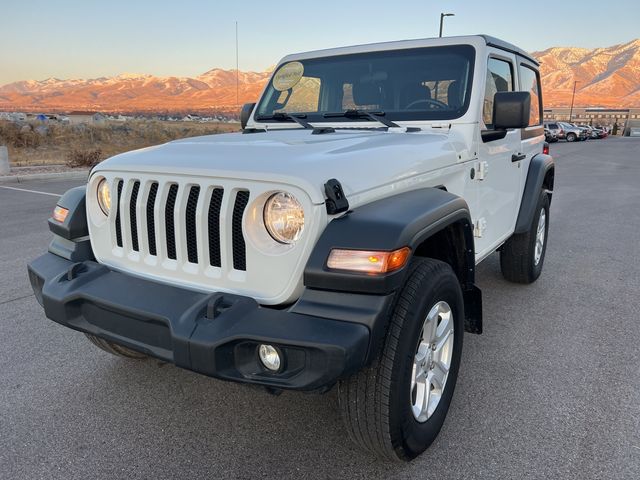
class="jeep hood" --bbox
[93,128,459,204]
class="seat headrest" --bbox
[401,83,432,108]
[352,81,383,107]
[447,81,464,109]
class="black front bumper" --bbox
[27,253,372,391]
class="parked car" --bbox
[544,122,564,139]
[556,122,588,142]
[544,127,558,143]
[28,34,554,462]
[576,124,604,139]
[570,124,593,140]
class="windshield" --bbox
[255,45,475,123]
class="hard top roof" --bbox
[282,34,539,67]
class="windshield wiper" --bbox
[323,109,400,128]
[256,112,313,129]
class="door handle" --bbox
[511,153,526,162]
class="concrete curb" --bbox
[0,170,90,184]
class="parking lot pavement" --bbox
[1,138,639,479]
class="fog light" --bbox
[258,344,282,372]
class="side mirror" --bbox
[240,103,256,130]
[493,92,530,129]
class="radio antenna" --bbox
[235,21,239,109]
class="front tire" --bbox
[85,334,148,359]
[500,191,550,283]
[338,258,464,461]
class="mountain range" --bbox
[533,38,640,108]
[0,69,271,114]
[0,39,638,114]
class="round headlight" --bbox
[96,178,111,215]
[263,192,305,244]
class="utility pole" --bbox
[235,21,239,109]
[569,80,578,123]
[439,13,454,37]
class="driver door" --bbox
[474,54,523,260]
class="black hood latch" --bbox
[324,179,349,215]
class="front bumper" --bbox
[27,253,370,391]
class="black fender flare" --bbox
[47,186,94,262]
[515,153,555,234]
[304,188,475,295]
[299,188,482,358]
[48,186,88,239]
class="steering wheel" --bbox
[404,98,449,110]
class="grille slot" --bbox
[207,188,224,267]
[130,181,140,252]
[185,186,200,264]
[232,191,250,271]
[165,184,179,260]
[115,180,123,247]
[146,182,158,256]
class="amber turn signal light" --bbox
[53,206,69,223]
[327,247,411,274]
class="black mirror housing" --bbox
[240,103,256,130]
[493,92,530,130]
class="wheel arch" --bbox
[515,153,555,234]
[412,217,482,335]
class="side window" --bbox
[483,58,514,128]
[519,65,542,126]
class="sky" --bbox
[1,0,639,85]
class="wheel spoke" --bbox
[420,374,431,416]
[411,362,417,393]
[414,344,429,364]
[434,328,452,355]
[435,310,453,341]
[432,360,449,389]
[422,314,437,343]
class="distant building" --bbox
[66,111,106,125]
[544,107,640,134]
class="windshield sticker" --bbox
[272,62,304,91]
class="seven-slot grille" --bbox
[113,179,250,272]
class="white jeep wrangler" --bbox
[29,35,554,461]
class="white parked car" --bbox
[29,34,554,461]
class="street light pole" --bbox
[439,13,454,37]
[569,80,578,123]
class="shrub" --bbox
[0,122,42,148]
[66,148,103,168]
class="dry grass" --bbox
[0,120,240,166]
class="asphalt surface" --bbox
[1,139,639,479]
